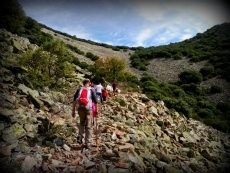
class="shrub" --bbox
[216,102,230,113]
[197,108,213,118]
[200,66,214,77]
[72,57,80,65]
[172,54,182,60]
[183,96,197,107]
[210,85,222,93]
[139,65,147,71]
[164,98,192,117]
[181,84,202,95]
[179,70,203,84]
[79,62,89,69]
[173,88,186,97]
[86,52,99,61]
[197,100,215,110]
[203,118,229,132]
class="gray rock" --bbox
[149,106,158,116]
[2,124,26,143]
[63,144,71,151]
[21,156,37,173]
[18,84,39,97]
[164,165,183,173]
[0,142,18,156]
[85,161,95,170]
[200,149,213,161]
[12,39,21,53]
[0,108,14,117]
[0,122,4,130]
[15,142,31,153]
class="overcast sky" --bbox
[18,0,230,47]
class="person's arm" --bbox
[72,88,80,118]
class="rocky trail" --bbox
[0,28,230,173]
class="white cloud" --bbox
[135,28,153,46]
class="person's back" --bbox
[72,78,98,149]
[95,83,103,103]
[95,83,103,93]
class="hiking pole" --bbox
[95,115,97,147]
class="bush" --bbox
[164,98,192,117]
[181,84,202,95]
[216,102,230,113]
[172,54,182,60]
[86,52,99,61]
[197,108,213,118]
[197,100,215,110]
[139,65,147,71]
[179,70,203,84]
[210,85,222,93]
[173,88,186,97]
[200,66,214,77]
[72,57,80,65]
[183,96,197,106]
[79,62,89,69]
[203,118,229,132]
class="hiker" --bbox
[90,82,98,118]
[95,82,104,103]
[72,78,98,149]
[112,81,117,95]
[102,88,108,102]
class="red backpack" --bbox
[77,87,91,108]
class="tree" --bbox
[0,0,26,34]
[89,57,126,82]
[18,40,75,88]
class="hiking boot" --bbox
[77,136,82,144]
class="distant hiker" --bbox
[112,81,117,95]
[102,88,108,102]
[95,83,104,103]
[72,78,98,149]
[106,84,113,92]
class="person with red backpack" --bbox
[72,78,98,149]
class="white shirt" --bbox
[95,84,103,93]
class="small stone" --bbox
[21,156,37,173]
[63,144,71,151]
[85,161,95,170]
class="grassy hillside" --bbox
[130,23,230,81]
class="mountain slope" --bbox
[41,25,230,104]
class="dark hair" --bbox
[83,78,90,85]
